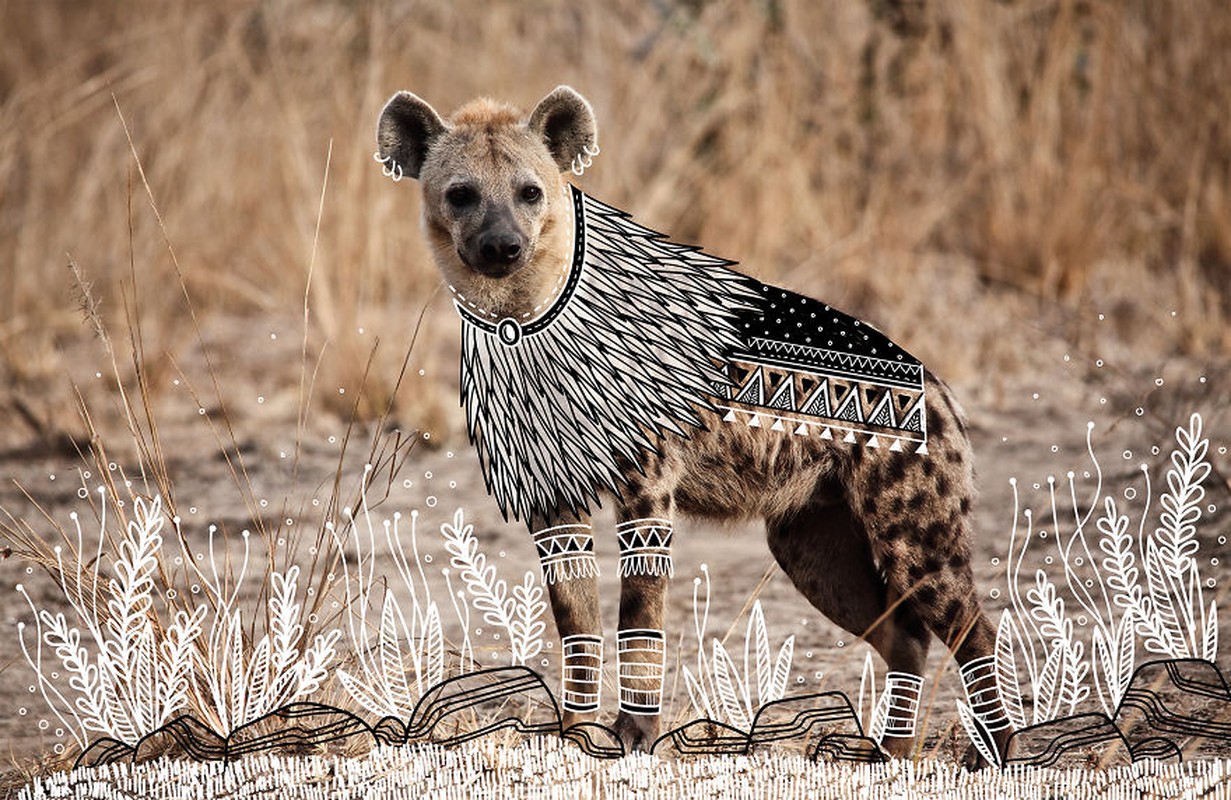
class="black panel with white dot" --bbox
[735,279,922,387]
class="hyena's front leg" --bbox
[533,516,603,730]
[612,511,673,751]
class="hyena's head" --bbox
[377,86,597,318]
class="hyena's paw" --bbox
[961,742,989,771]
[879,735,916,760]
[960,728,1015,771]
[614,711,661,752]
[562,722,625,759]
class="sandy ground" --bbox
[1,309,1229,775]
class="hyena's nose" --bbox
[479,231,524,266]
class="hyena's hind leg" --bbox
[848,439,1013,766]
[533,513,603,731]
[767,502,931,758]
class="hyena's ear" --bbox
[528,86,598,173]
[377,91,447,180]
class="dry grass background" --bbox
[2,0,1230,441]
[3,3,1231,789]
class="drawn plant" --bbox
[16,491,341,746]
[333,472,445,721]
[855,650,906,745]
[16,496,204,748]
[171,516,339,735]
[440,509,546,667]
[1141,413,1217,661]
[680,565,795,731]
[982,412,1219,732]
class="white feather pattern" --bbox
[682,666,713,721]
[1115,614,1135,705]
[1204,599,1219,663]
[424,603,444,691]
[337,668,394,720]
[858,651,876,733]
[460,188,757,523]
[869,689,891,745]
[1144,540,1189,656]
[771,636,794,703]
[380,595,411,714]
[751,603,772,709]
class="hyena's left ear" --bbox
[377,91,447,180]
[528,86,598,174]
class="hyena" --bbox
[376,86,1011,762]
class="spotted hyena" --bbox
[376,86,1011,762]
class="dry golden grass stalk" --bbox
[3,0,1229,441]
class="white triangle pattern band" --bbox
[717,405,928,455]
[533,523,600,586]
[616,518,674,578]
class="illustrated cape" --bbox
[454,186,927,523]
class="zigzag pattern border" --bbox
[62,658,1231,769]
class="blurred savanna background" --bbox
[2,0,1231,778]
[3,0,1230,452]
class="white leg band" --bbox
[617,628,666,715]
[561,634,603,713]
[534,523,599,585]
[960,656,1010,732]
[616,518,674,578]
[879,672,925,738]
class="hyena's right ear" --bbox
[528,86,598,174]
[377,92,447,180]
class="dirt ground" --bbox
[1,306,1229,774]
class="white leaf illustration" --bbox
[750,602,772,708]
[337,668,394,721]
[424,603,444,691]
[869,686,891,745]
[380,594,411,714]
[1092,625,1115,718]
[1114,613,1135,708]
[1204,599,1219,663]
[1034,643,1063,724]
[711,638,751,731]
[1144,540,1188,657]
[682,666,713,721]
[858,650,877,732]
[956,699,1001,768]
[994,611,1026,731]
[771,635,794,703]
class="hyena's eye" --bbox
[520,184,543,204]
[445,185,479,208]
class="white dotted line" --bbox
[448,268,569,321]
[446,194,578,322]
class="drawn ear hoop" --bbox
[570,143,601,177]
[373,151,404,182]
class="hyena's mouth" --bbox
[459,246,529,279]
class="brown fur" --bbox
[378,86,1010,763]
